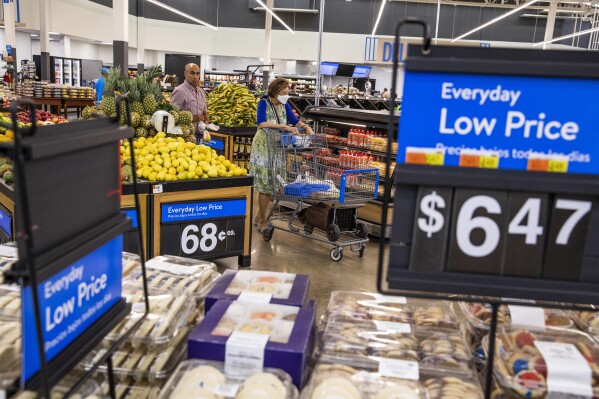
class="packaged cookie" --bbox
[99,379,161,399]
[211,301,299,344]
[302,362,427,399]
[0,320,21,385]
[206,270,310,313]
[159,359,296,399]
[485,326,599,399]
[125,255,220,302]
[412,301,461,330]
[423,376,483,399]
[13,377,104,399]
[325,291,413,324]
[459,302,573,340]
[122,251,141,278]
[0,284,21,320]
[82,326,189,382]
[106,285,195,350]
[570,309,599,337]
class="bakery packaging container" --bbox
[570,309,599,338]
[205,270,310,313]
[188,300,316,388]
[484,325,599,399]
[159,359,298,399]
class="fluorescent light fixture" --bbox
[254,0,295,34]
[49,31,60,35]
[145,0,218,30]
[371,0,387,37]
[101,42,112,45]
[252,7,318,14]
[451,0,541,42]
[532,25,599,46]
[31,34,39,37]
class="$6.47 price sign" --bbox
[410,187,593,278]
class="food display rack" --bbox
[303,106,399,237]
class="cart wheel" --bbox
[326,224,341,242]
[304,224,314,235]
[359,245,366,258]
[356,221,369,239]
[330,248,343,262]
[262,227,274,242]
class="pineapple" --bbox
[100,67,123,117]
[143,93,158,115]
[128,82,145,116]
[100,96,116,117]
[142,115,152,129]
[81,106,93,120]
[131,112,141,128]
[178,111,192,126]
[170,110,180,124]
[134,127,148,138]
[180,125,190,136]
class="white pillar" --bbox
[63,36,71,58]
[263,0,273,89]
[4,1,16,48]
[543,0,558,50]
[113,0,129,75]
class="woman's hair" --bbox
[268,78,290,98]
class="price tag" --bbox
[528,154,569,173]
[238,291,273,303]
[214,384,240,398]
[459,150,500,169]
[534,341,593,398]
[378,358,419,380]
[152,184,163,194]
[225,331,269,377]
[508,305,546,328]
[405,147,445,166]
[145,259,204,276]
[373,321,411,333]
[480,154,500,169]
[549,159,569,173]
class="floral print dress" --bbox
[249,101,287,195]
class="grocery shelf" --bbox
[329,143,397,158]
[146,176,253,193]
[304,106,398,130]
[214,126,257,136]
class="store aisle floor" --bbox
[213,204,382,318]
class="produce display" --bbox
[120,133,247,182]
[206,83,258,127]
[16,109,68,125]
[82,66,197,143]
[0,157,14,184]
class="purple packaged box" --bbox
[188,299,316,388]
[205,270,310,313]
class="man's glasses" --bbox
[188,71,201,76]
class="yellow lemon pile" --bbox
[120,132,248,182]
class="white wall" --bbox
[70,40,99,60]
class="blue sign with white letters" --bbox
[397,71,599,174]
[21,236,123,383]
[162,199,246,223]
[0,206,12,237]
[201,139,225,151]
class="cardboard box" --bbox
[205,270,310,313]
[188,300,316,388]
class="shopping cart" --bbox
[261,128,380,261]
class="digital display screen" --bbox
[336,64,356,77]
[353,65,372,78]
[320,62,339,76]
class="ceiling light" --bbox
[451,0,541,42]
[254,0,295,34]
[146,0,218,30]
[49,31,60,35]
[532,25,599,46]
[31,34,39,37]
[371,0,387,37]
[101,42,112,45]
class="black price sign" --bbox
[160,199,246,259]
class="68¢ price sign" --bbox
[409,187,593,279]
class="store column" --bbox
[543,0,558,50]
[262,0,273,89]
[39,0,51,82]
[114,0,129,76]
[137,0,145,75]
[3,0,17,81]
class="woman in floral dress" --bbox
[250,78,314,232]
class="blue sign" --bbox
[162,199,246,223]
[398,71,599,174]
[123,209,138,228]
[21,236,123,383]
[202,139,225,151]
[0,207,12,238]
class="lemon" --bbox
[134,149,141,156]
[240,168,248,176]
[168,167,177,175]
[192,154,201,162]
[191,149,199,155]
[163,160,172,169]
[136,169,143,178]
[140,159,148,167]
[227,171,233,177]
[150,147,158,155]
[223,160,231,168]
[201,173,209,179]
[142,169,151,178]
[141,148,150,156]
[218,155,225,162]
[144,154,154,161]
[199,153,206,161]
[172,159,180,167]
[218,170,227,177]
[177,171,187,180]
[186,171,195,179]
[152,164,161,172]
[149,172,157,181]
[177,137,185,143]
[180,159,189,169]
[176,165,185,173]
[159,146,169,153]
[233,168,241,176]
[201,164,211,173]
[208,170,218,178]
[165,174,173,181]
[157,171,165,181]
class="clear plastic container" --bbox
[422,376,484,399]
[122,252,141,278]
[160,359,297,399]
[0,284,21,320]
[82,326,189,383]
[13,377,104,399]
[484,325,599,399]
[319,320,474,377]
[125,255,220,302]
[224,270,297,300]
[211,301,300,344]
[570,309,599,336]
[301,362,427,399]
[98,378,161,399]
[459,302,574,339]
[106,285,195,350]
[325,291,413,324]
[0,320,21,387]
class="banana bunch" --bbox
[207,83,258,127]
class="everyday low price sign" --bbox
[21,236,123,383]
[398,71,599,174]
